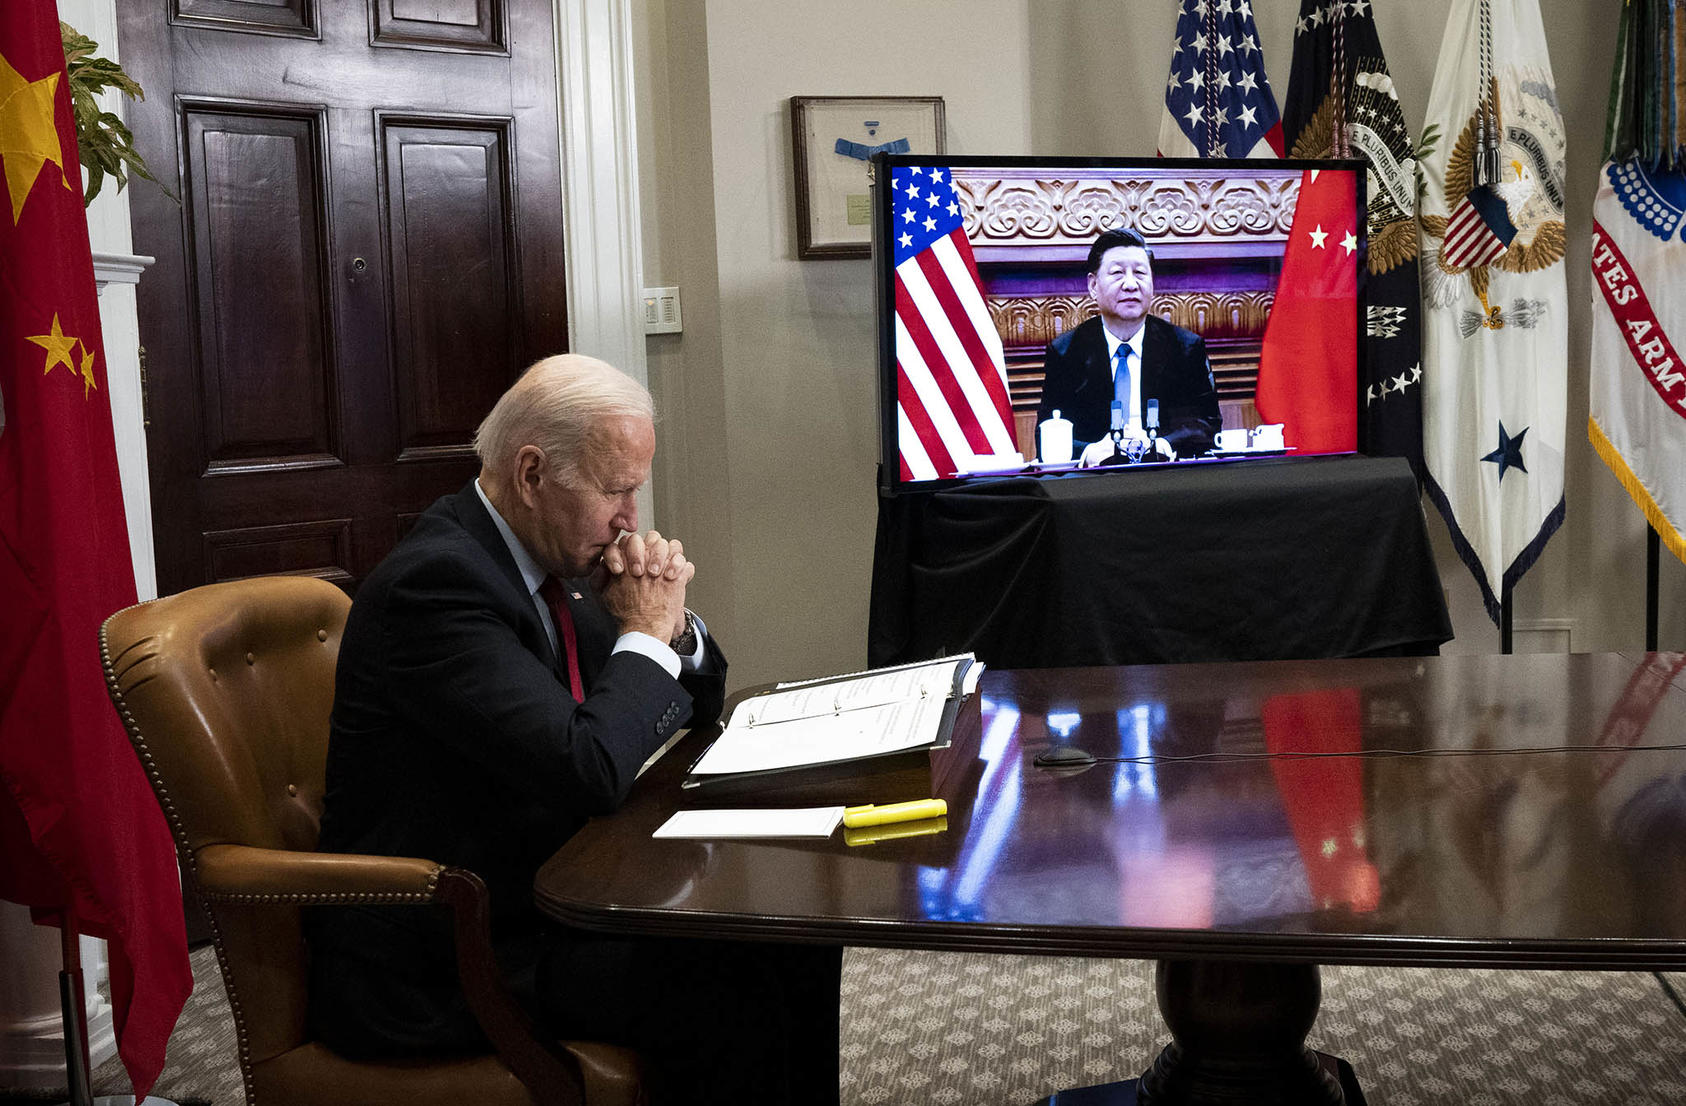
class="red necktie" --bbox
[538,576,584,701]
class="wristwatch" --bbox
[669,609,698,655]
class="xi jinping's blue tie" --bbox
[1113,343,1133,423]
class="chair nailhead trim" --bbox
[201,888,439,905]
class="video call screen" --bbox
[873,155,1365,492]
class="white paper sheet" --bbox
[689,655,972,777]
[652,807,846,839]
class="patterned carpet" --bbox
[26,945,1686,1105]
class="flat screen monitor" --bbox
[873,154,1367,493]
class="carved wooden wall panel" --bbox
[173,0,317,37]
[990,293,1275,352]
[952,169,1300,250]
[203,519,353,585]
[372,0,507,51]
[380,117,516,462]
[182,104,337,474]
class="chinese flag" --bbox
[0,3,190,1098]
[1255,169,1359,454]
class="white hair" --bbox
[472,354,654,486]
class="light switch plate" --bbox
[641,286,682,334]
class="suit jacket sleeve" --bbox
[365,547,695,817]
[1154,326,1223,457]
[681,630,728,734]
[1036,323,1112,453]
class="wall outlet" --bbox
[641,286,682,334]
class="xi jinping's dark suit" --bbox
[1034,314,1223,458]
[307,481,837,1104]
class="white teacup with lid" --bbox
[1038,409,1074,463]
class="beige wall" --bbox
[636,0,1684,691]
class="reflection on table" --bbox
[905,653,1686,958]
[535,652,1686,1104]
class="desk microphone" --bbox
[1106,400,1127,464]
[1145,398,1160,441]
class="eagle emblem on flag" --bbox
[1288,63,1418,277]
[1420,73,1566,334]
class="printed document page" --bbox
[689,655,970,777]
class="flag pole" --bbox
[56,917,93,1106]
[1500,580,1514,654]
[51,920,181,1105]
[1647,525,1660,652]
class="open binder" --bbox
[679,654,980,805]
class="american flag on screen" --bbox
[891,165,1016,482]
[1158,0,1285,158]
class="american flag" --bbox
[1159,0,1285,158]
[890,165,1016,481]
[1441,182,1519,267]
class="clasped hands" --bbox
[596,530,693,646]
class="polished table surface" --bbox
[536,651,1686,969]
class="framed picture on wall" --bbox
[791,95,946,260]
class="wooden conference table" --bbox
[535,651,1686,1105]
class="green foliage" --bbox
[60,22,170,206]
[1413,124,1441,206]
[1414,124,1441,165]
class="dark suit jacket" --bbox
[1034,314,1222,458]
[306,480,726,1054]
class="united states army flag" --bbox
[1419,0,1568,622]
[1586,0,1686,566]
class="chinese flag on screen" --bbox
[0,3,190,1096]
[1255,169,1359,454]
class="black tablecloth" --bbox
[869,455,1452,669]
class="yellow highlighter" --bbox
[842,798,947,829]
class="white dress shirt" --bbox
[1101,324,1146,429]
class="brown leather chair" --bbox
[99,575,645,1106]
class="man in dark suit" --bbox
[306,354,840,1105]
[1035,227,1222,460]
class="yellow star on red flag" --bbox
[75,338,99,396]
[0,50,71,225]
[28,312,82,383]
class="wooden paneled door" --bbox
[119,0,567,592]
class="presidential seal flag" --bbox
[1282,0,1422,478]
[1157,0,1284,159]
[1587,0,1686,565]
[1418,0,1567,622]
[0,4,190,1097]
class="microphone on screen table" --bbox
[1145,398,1160,450]
[1107,400,1127,463]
